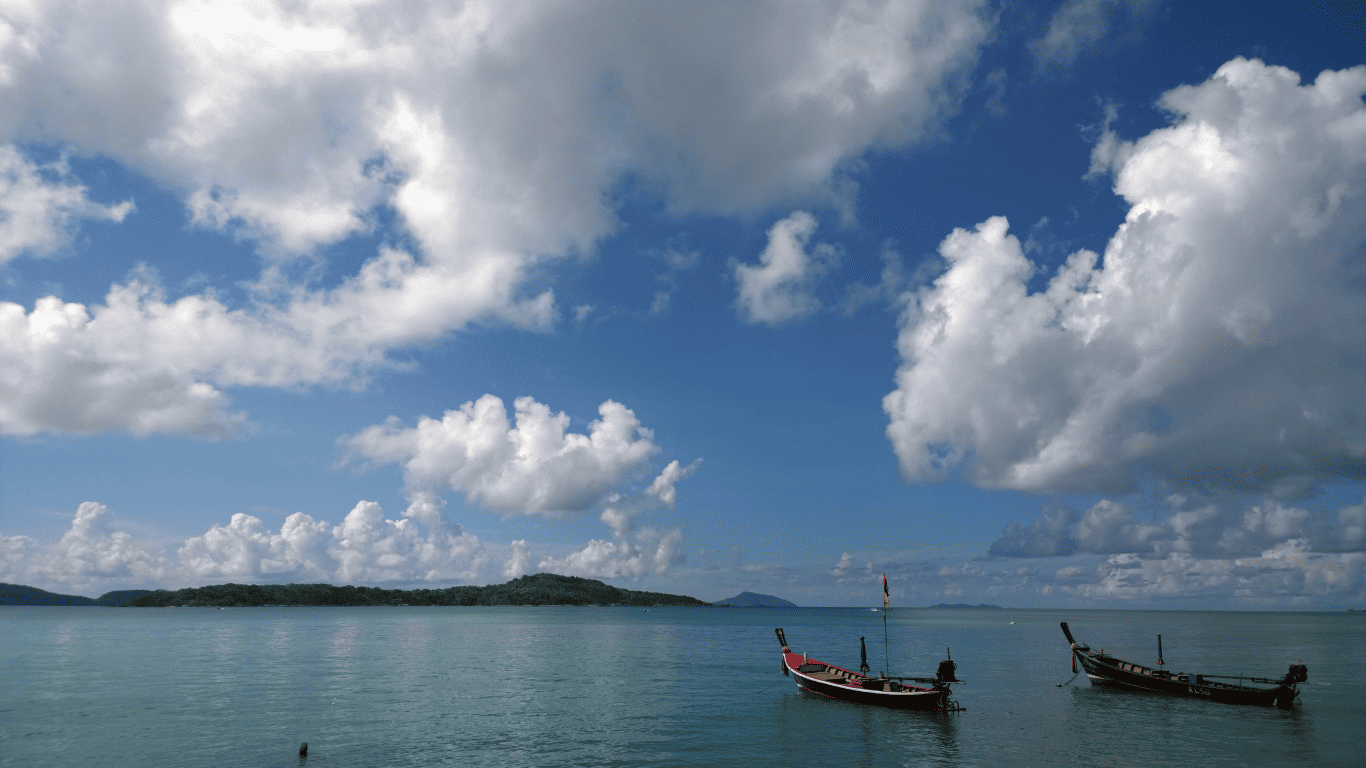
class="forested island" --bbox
[1,583,152,606]
[125,573,712,608]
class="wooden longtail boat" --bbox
[775,628,964,711]
[1061,622,1306,708]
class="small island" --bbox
[714,591,796,607]
[1,583,153,607]
[124,573,712,608]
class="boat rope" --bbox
[1056,670,1080,687]
[757,678,786,695]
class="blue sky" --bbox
[2,0,1364,608]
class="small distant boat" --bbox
[1061,622,1305,708]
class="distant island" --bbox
[120,573,711,607]
[1,583,152,607]
[3,575,708,608]
[929,603,1004,609]
[714,591,796,607]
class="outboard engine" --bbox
[1285,663,1308,683]
[936,658,959,683]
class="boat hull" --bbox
[1062,623,1299,708]
[781,650,953,711]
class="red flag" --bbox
[882,574,889,610]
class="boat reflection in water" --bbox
[1061,622,1306,708]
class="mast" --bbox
[882,573,890,676]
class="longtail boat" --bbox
[1061,622,1305,708]
[775,628,963,710]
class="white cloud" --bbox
[179,510,334,582]
[832,551,853,577]
[341,395,660,517]
[537,526,685,580]
[885,59,1366,497]
[503,539,529,580]
[0,147,133,263]
[538,472,691,580]
[645,458,702,508]
[1053,549,1366,607]
[647,247,700,317]
[989,504,1077,557]
[0,0,992,437]
[0,290,250,438]
[734,211,841,325]
[177,495,487,583]
[1074,499,1163,554]
[329,494,486,583]
[990,494,1366,561]
[0,502,166,594]
[0,498,488,591]
[1029,0,1158,70]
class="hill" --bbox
[1,583,153,606]
[714,591,796,607]
[125,573,712,607]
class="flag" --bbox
[882,574,889,610]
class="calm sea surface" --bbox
[2,606,1361,767]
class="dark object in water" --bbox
[1060,622,1304,708]
[936,654,959,683]
[774,628,963,711]
[299,743,308,756]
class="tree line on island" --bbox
[3,574,709,607]
[123,574,713,607]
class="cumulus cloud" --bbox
[734,211,840,325]
[1052,549,1366,607]
[990,494,1366,560]
[647,247,700,316]
[538,492,686,579]
[885,59,1366,497]
[326,494,485,582]
[537,458,699,579]
[645,458,702,508]
[341,395,660,517]
[872,541,1364,608]
[0,502,166,593]
[0,288,251,438]
[832,551,854,577]
[0,0,991,437]
[0,147,133,263]
[1029,0,1158,70]
[1074,499,1164,554]
[538,528,684,580]
[989,504,1077,557]
[180,494,488,583]
[2,394,693,592]
[503,539,529,580]
[2,498,489,592]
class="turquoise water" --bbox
[3,606,1362,767]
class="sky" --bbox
[1,0,1364,609]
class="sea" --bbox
[2,606,1362,767]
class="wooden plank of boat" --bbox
[1060,622,1305,708]
[775,628,963,711]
